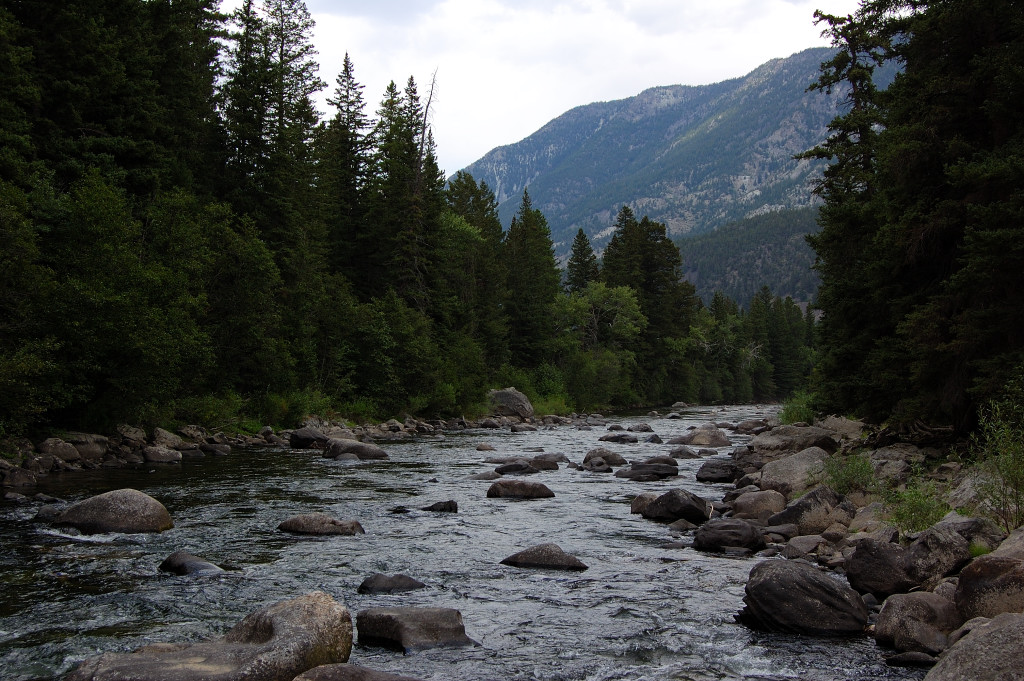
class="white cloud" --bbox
[224,0,860,174]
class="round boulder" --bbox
[640,488,712,524]
[159,550,225,576]
[874,591,962,655]
[486,480,554,499]
[737,559,868,636]
[693,518,766,553]
[56,488,173,534]
[923,612,1024,681]
[500,543,587,571]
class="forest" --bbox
[2,0,1019,441]
[0,0,814,437]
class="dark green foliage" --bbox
[679,208,820,305]
[806,0,1024,430]
[502,190,561,368]
[565,228,599,294]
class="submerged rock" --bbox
[357,574,427,594]
[159,550,225,576]
[66,591,352,681]
[486,480,554,499]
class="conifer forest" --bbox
[0,0,1021,438]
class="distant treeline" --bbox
[0,0,814,436]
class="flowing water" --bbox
[0,406,926,681]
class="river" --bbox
[0,405,925,681]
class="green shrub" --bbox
[885,479,949,533]
[824,453,876,495]
[780,390,816,425]
[971,398,1024,533]
[969,542,992,558]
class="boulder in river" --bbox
[279,512,365,536]
[846,537,915,597]
[694,458,739,483]
[294,664,425,681]
[670,423,731,447]
[486,480,554,499]
[66,591,352,681]
[737,559,868,636]
[640,488,712,524]
[159,550,225,576]
[487,387,534,420]
[290,426,331,449]
[356,607,475,653]
[357,574,427,594]
[56,488,173,534]
[421,500,457,513]
[500,543,588,571]
[584,447,628,466]
[692,518,766,554]
[325,439,389,460]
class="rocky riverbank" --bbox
[3,391,1023,681]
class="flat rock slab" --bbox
[66,591,352,681]
[279,512,365,536]
[56,488,173,534]
[356,607,475,653]
[486,480,554,499]
[500,543,588,571]
[295,664,425,681]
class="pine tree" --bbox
[502,189,561,368]
[565,228,599,294]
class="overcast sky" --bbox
[229,0,862,174]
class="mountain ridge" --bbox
[461,47,849,255]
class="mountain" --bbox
[461,47,847,255]
[679,207,819,306]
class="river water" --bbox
[0,405,925,681]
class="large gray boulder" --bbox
[290,427,331,449]
[37,437,81,463]
[63,431,109,462]
[640,488,712,524]
[758,447,829,498]
[500,543,587,571]
[692,518,766,553]
[66,591,353,681]
[486,480,554,499]
[954,553,1024,620]
[747,425,838,459]
[487,387,534,420]
[583,447,628,466]
[846,538,915,597]
[732,489,786,519]
[923,613,1024,681]
[875,592,962,655]
[737,559,868,636]
[56,488,173,534]
[325,439,388,460]
[356,607,474,653]
[902,525,971,588]
[279,513,364,536]
[670,424,730,447]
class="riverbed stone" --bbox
[767,486,845,536]
[486,480,554,499]
[487,387,534,420]
[158,550,225,576]
[495,460,539,475]
[694,458,739,483]
[923,612,1024,681]
[37,437,81,463]
[874,591,961,655]
[500,543,588,571]
[64,432,109,462]
[325,439,389,460]
[732,489,786,519]
[954,554,1024,620]
[640,488,712,524]
[758,447,829,498]
[290,426,331,449]
[279,512,365,536]
[143,444,182,463]
[846,538,914,597]
[56,488,173,534]
[295,664,425,681]
[737,559,868,636]
[902,525,971,588]
[357,574,427,594]
[152,427,185,449]
[630,491,660,515]
[66,591,352,681]
[692,518,766,553]
[584,447,627,466]
[356,607,474,653]
[671,423,731,447]
[747,425,838,459]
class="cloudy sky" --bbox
[235,0,862,174]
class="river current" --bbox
[0,405,926,681]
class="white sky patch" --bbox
[222,0,861,175]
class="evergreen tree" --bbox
[502,189,561,368]
[565,228,600,294]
